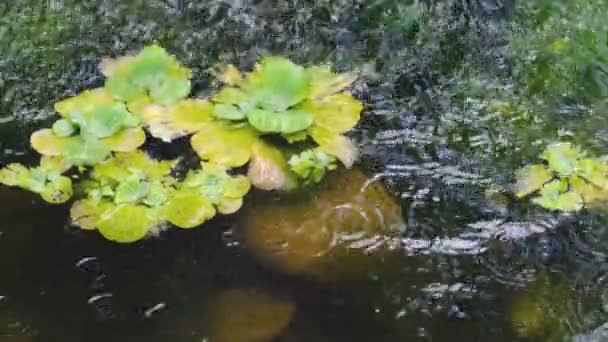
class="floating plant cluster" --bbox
[0,45,363,243]
[514,142,608,212]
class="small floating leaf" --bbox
[247,109,313,134]
[191,122,259,168]
[30,129,66,156]
[40,156,72,173]
[570,177,608,205]
[0,164,29,187]
[114,176,151,204]
[101,127,146,152]
[541,142,582,176]
[140,100,213,142]
[84,104,129,138]
[514,164,553,197]
[299,93,362,133]
[532,179,583,212]
[97,204,151,243]
[166,190,216,228]
[252,57,310,111]
[63,136,111,166]
[213,104,247,120]
[308,126,358,168]
[578,158,608,190]
[307,65,357,99]
[70,198,113,230]
[52,119,76,137]
[288,148,337,184]
[212,87,249,106]
[40,175,73,204]
[247,141,298,191]
[54,88,114,118]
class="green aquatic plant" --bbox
[208,58,361,167]
[70,152,252,242]
[102,44,192,106]
[514,142,608,212]
[70,151,178,242]
[0,156,73,204]
[30,88,145,166]
[288,148,337,184]
[0,44,363,243]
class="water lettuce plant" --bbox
[31,88,145,166]
[0,156,72,204]
[0,45,363,243]
[514,142,608,212]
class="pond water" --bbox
[3,0,608,341]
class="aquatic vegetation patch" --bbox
[514,142,608,212]
[0,45,364,243]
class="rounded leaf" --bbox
[70,199,113,230]
[84,104,129,138]
[308,126,359,168]
[191,122,259,167]
[102,127,146,152]
[217,197,243,215]
[252,56,310,111]
[63,136,111,166]
[30,129,66,156]
[514,164,553,198]
[40,175,73,204]
[40,156,72,173]
[149,77,191,106]
[541,142,582,176]
[212,87,249,105]
[0,163,29,187]
[166,190,216,228]
[52,119,76,137]
[247,109,313,134]
[307,65,357,99]
[97,204,152,243]
[213,104,247,120]
[224,175,251,198]
[299,93,362,133]
[54,88,115,118]
[114,177,151,204]
[247,141,298,191]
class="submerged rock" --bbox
[203,288,295,342]
[238,168,405,281]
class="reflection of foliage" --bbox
[514,143,608,212]
[510,0,608,102]
[0,45,361,243]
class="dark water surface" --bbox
[2,1,608,341]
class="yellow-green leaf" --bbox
[191,122,259,168]
[70,198,113,230]
[514,164,553,198]
[308,126,359,168]
[101,127,146,152]
[307,65,357,99]
[30,129,66,156]
[166,190,216,228]
[97,204,151,243]
[299,93,362,133]
[247,141,298,191]
[40,175,73,204]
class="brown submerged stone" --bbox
[204,288,295,342]
[238,168,405,281]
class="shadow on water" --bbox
[3,0,608,341]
